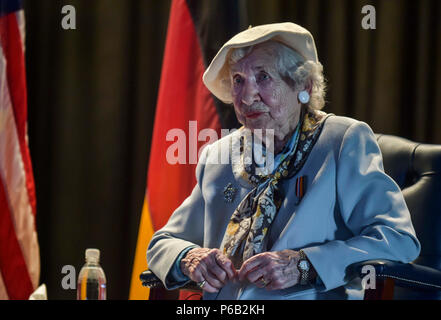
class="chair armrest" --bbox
[140,270,164,288]
[346,260,441,291]
[140,269,202,292]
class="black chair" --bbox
[346,134,441,299]
[141,134,441,299]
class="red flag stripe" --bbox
[0,178,34,299]
[0,13,36,216]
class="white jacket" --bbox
[147,115,420,300]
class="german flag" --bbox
[129,0,244,300]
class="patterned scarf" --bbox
[220,109,331,269]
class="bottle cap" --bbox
[85,248,100,263]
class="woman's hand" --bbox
[180,248,237,293]
[238,249,302,290]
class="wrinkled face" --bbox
[230,45,302,141]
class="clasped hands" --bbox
[180,248,302,293]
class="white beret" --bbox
[202,22,318,103]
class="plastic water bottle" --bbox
[77,248,107,300]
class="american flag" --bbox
[0,0,40,299]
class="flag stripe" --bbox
[0,178,34,299]
[0,12,36,216]
[129,196,154,300]
[186,0,243,67]
[185,0,241,129]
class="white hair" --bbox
[226,40,326,111]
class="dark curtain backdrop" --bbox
[23,0,440,299]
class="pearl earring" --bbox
[298,90,310,104]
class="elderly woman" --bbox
[146,22,420,299]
